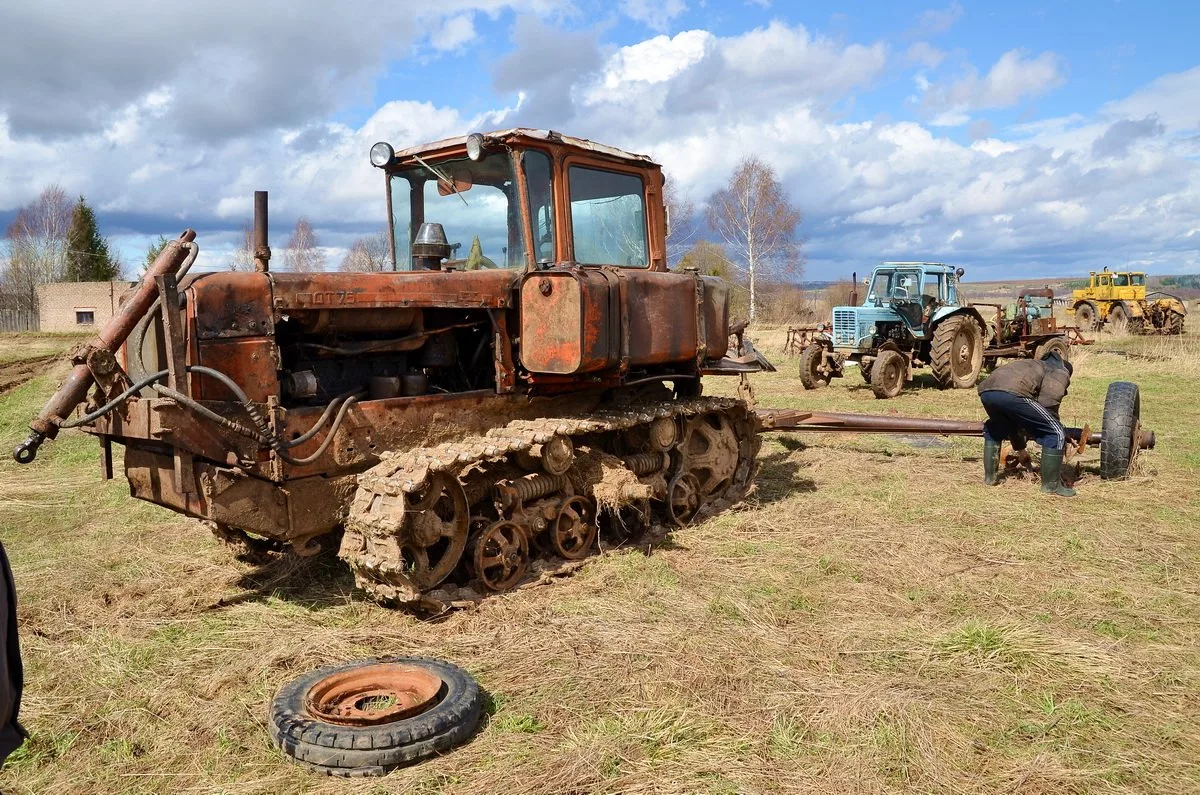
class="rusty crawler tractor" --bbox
[1069,268,1187,334]
[14,130,771,610]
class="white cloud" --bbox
[923,49,1066,112]
[906,42,945,69]
[913,2,964,37]
[619,0,687,32]
[4,11,1200,279]
[430,13,477,52]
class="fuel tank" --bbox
[518,268,729,375]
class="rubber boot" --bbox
[1039,448,1076,497]
[983,438,1000,485]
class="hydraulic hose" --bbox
[54,362,358,467]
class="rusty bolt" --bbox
[538,278,552,296]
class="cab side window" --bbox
[568,166,648,267]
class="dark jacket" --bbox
[0,541,26,765]
[977,358,1070,411]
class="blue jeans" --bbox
[980,390,1066,450]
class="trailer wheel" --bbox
[1099,381,1141,480]
[798,344,830,390]
[1074,302,1097,330]
[1035,337,1070,363]
[870,350,905,399]
[269,657,482,776]
[930,315,983,389]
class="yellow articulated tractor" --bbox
[1069,268,1187,334]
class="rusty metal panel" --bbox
[270,270,516,310]
[188,272,274,340]
[621,270,699,367]
[519,270,618,374]
[700,276,730,360]
[193,337,277,402]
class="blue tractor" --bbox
[800,262,989,399]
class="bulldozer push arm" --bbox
[13,230,198,464]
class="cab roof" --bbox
[392,129,658,167]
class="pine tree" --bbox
[65,196,120,281]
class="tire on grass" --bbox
[269,657,482,777]
[1034,337,1070,363]
[1099,381,1141,481]
[798,344,830,390]
[930,315,983,389]
[870,349,906,399]
[1074,302,1097,331]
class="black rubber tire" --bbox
[930,315,983,389]
[1035,337,1070,362]
[859,359,874,383]
[1074,302,1097,330]
[870,349,905,399]
[1165,310,1185,335]
[798,344,828,390]
[1099,381,1140,480]
[269,657,483,776]
[1109,303,1128,328]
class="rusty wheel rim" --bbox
[400,472,469,589]
[552,496,597,560]
[473,520,529,592]
[667,472,702,526]
[680,414,739,496]
[305,662,443,727]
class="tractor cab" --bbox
[370,129,667,273]
[833,262,964,349]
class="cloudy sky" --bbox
[1,0,1197,280]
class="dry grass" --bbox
[1,332,1198,794]
[0,332,89,365]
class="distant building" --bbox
[36,281,138,333]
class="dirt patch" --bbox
[0,354,57,395]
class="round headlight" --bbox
[868,325,877,335]
[465,133,485,161]
[370,141,395,168]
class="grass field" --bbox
[0,329,1197,794]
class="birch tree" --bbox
[338,231,390,272]
[227,226,255,272]
[282,218,326,273]
[2,185,72,311]
[663,178,696,269]
[705,157,801,322]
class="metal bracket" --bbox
[155,272,195,494]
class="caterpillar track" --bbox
[339,397,760,611]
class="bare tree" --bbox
[227,225,255,272]
[2,185,72,311]
[338,231,391,272]
[706,157,802,322]
[663,178,696,268]
[282,218,326,273]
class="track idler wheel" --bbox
[678,413,740,497]
[399,472,469,590]
[472,520,530,592]
[551,496,597,560]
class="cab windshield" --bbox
[868,270,922,303]
[390,151,526,270]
